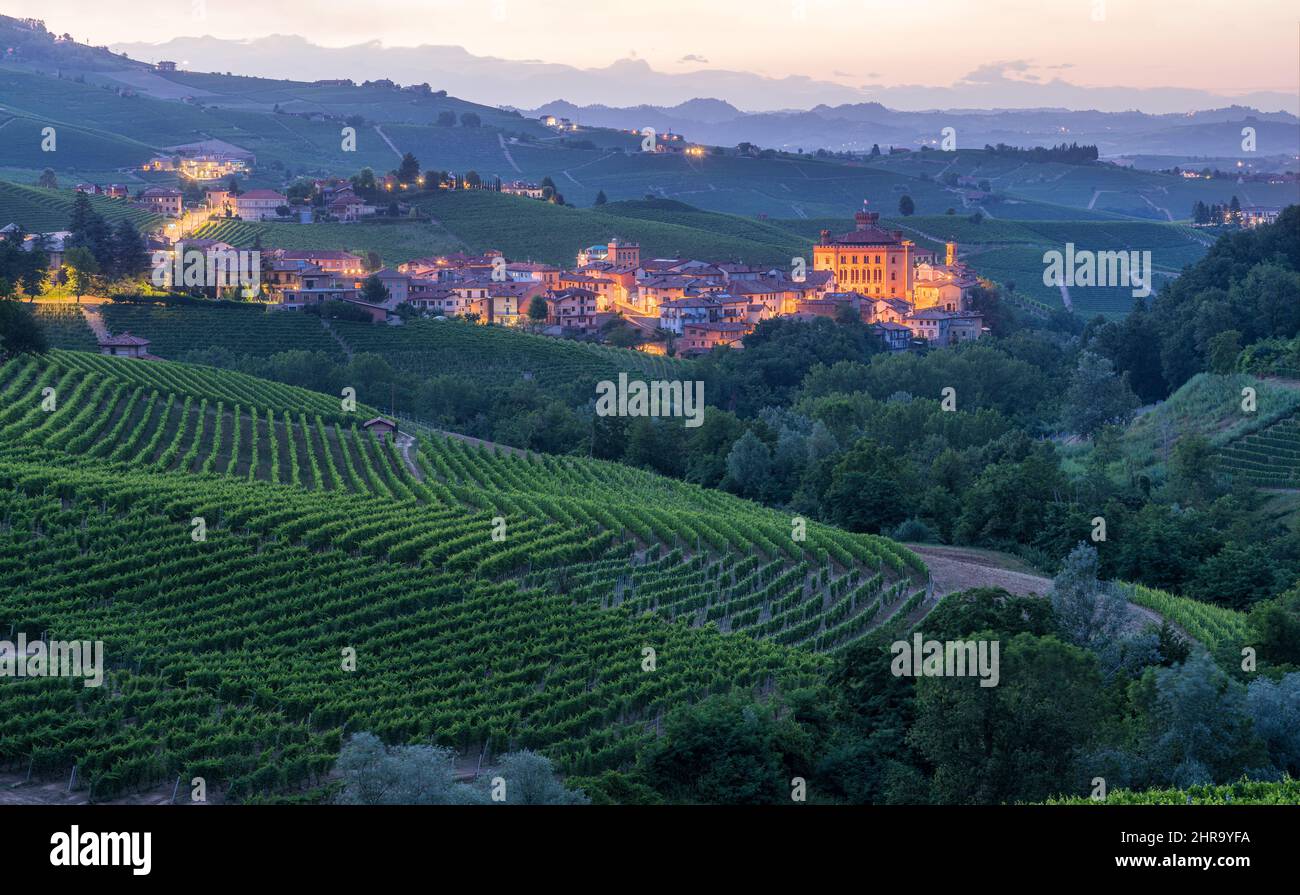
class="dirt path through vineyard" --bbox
[909,544,1194,641]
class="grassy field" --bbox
[1109,373,1300,473]
[0,348,926,800]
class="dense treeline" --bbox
[1088,204,1300,402]
[982,142,1099,164]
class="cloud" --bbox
[678,54,709,64]
[959,60,1034,84]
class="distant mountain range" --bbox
[106,33,1298,119]
[525,100,1300,159]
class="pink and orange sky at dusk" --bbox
[12,0,1296,94]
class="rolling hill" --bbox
[2,30,1289,225]
[0,347,928,800]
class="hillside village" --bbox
[258,205,982,352]
[8,171,987,356]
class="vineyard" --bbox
[414,190,808,266]
[1046,777,1300,805]
[1122,583,1250,666]
[0,181,159,232]
[99,303,348,362]
[330,317,693,388]
[0,350,930,801]
[190,219,465,267]
[32,304,98,351]
[1120,373,1300,473]
[1218,414,1300,489]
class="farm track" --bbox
[498,134,522,173]
[319,318,355,360]
[908,544,1197,644]
[374,125,402,159]
[81,304,109,340]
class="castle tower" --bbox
[946,241,957,267]
[855,210,880,230]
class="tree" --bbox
[67,192,111,267]
[1245,675,1300,776]
[1201,329,1242,374]
[436,111,456,127]
[1167,434,1218,504]
[923,587,1058,640]
[822,439,911,533]
[1050,543,1158,677]
[459,112,481,127]
[1247,584,1300,666]
[350,167,377,196]
[639,694,816,804]
[64,245,100,301]
[397,152,420,184]
[0,298,48,358]
[527,294,549,323]
[1062,351,1139,438]
[490,751,588,804]
[334,733,481,805]
[601,317,639,347]
[910,632,1107,804]
[898,195,914,216]
[1127,653,1265,787]
[724,429,771,498]
[37,168,58,189]
[594,190,607,206]
[108,220,148,281]
[359,273,391,305]
[332,735,583,804]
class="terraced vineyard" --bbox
[1218,415,1300,488]
[0,350,929,801]
[100,303,348,362]
[332,317,694,387]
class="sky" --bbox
[14,0,1297,95]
